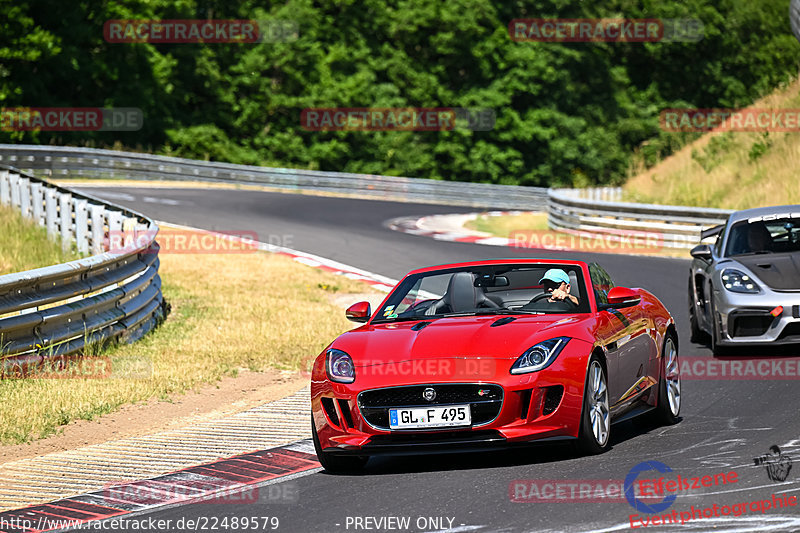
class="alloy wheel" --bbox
[588,361,610,446]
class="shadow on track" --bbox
[322,418,682,476]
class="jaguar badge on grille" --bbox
[422,387,437,401]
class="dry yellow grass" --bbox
[0,240,377,444]
[624,77,800,210]
[465,212,549,237]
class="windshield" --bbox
[725,217,800,256]
[374,264,590,322]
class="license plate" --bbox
[389,405,471,429]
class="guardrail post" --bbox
[59,192,72,250]
[122,216,138,253]
[134,222,150,248]
[107,211,123,253]
[19,177,31,218]
[45,188,58,239]
[0,170,9,205]
[89,204,105,254]
[75,200,89,254]
[9,172,21,208]
[31,183,44,224]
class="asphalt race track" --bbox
[74,186,800,533]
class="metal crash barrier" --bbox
[548,187,732,249]
[0,164,167,374]
[0,144,548,210]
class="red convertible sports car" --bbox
[311,259,681,472]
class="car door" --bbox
[589,263,651,407]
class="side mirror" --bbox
[690,244,712,261]
[345,301,371,323]
[599,287,641,310]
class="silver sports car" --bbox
[689,204,800,354]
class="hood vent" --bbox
[490,317,517,327]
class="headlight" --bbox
[511,337,570,374]
[326,349,355,383]
[721,269,760,293]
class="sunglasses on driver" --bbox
[543,279,565,291]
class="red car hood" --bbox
[333,314,594,366]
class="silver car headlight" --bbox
[326,349,355,383]
[511,337,570,374]
[721,268,761,294]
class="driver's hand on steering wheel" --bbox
[549,287,568,301]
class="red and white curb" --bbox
[0,441,319,533]
[387,211,528,247]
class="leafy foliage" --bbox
[1,0,798,186]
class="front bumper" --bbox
[323,430,577,456]
[311,352,591,455]
[715,291,800,345]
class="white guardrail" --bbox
[0,164,167,374]
[548,188,733,249]
[0,144,549,210]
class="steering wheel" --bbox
[529,292,553,304]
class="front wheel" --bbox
[653,334,681,425]
[312,414,368,474]
[575,356,611,455]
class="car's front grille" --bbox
[357,384,503,430]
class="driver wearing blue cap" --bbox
[539,268,579,307]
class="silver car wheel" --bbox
[588,361,610,446]
[664,337,681,416]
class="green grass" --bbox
[0,203,79,275]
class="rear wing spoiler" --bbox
[700,224,725,240]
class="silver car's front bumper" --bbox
[715,289,800,345]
